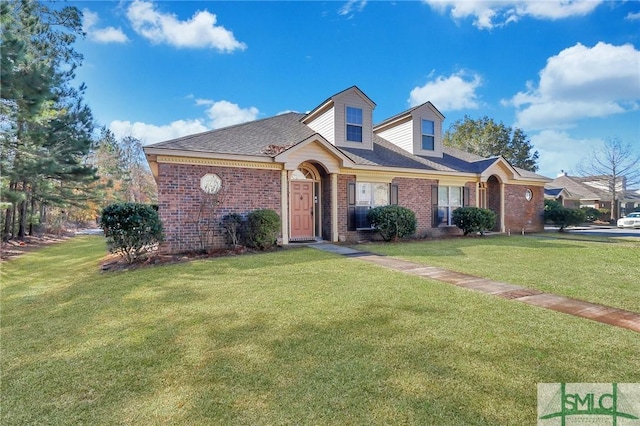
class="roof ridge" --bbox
[147,112,305,148]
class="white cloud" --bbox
[83,9,99,29]
[409,71,482,110]
[108,96,259,145]
[109,119,209,145]
[126,0,246,51]
[82,9,129,43]
[507,42,640,130]
[626,11,640,21]
[339,0,368,17]
[424,0,601,29]
[530,130,604,178]
[197,99,260,129]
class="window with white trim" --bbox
[346,106,363,142]
[347,181,399,231]
[421,119,435,150]
[436,186,463,226]
[354,182,389,228]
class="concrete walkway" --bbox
[309,243,640,333]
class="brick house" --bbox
[545,173,640,218]
[144,86,549,253]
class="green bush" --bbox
[100,202,164,263]
[544,200,586,231]
[598,208,611,221]
[451,207,496,236]
[247,209,280,250]
[580,207,601,222]
[367,205,417,242]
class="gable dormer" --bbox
[374,101,445,158]
[302,86,376,150]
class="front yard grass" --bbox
[1,236,638,425]
[360,234,640,313]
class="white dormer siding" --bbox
[334,90,374,150]
[375,116,413,152]
[374,102,445,158]
[305,104,335,144]
[303,86,375,151]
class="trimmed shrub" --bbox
[452,207,496,236]
[367,205,417,242]
[100,202,164,263]
[580,207,601,222]
[544,199,586,231]
[247,209,280,250]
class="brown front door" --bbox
[290,181,314,240]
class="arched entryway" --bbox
[486,175,502,232]
[289,163,321,241]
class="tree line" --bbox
[1,0,155,241]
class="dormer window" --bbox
[346,106,363,142]
[421,119,435,150]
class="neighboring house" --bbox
[545,173,640,217]
[144,86,549,253]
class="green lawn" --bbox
[360,234,640,313]
[1,236,638,425]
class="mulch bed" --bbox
[100,246,256,272]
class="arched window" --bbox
[290,164,318,180]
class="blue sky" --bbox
[73,1,640,178]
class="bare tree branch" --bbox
[578,137,640,219]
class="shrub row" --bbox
[101,201,507,263]
[100,204,282,263]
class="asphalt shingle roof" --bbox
[341,136,454,171]
[147,111,548,180]
[147,112,314,157]
[545,175,602,199]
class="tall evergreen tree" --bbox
[1,0,97,239]
[443,115,540,172]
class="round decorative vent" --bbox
[525,188,533,201]
[200,173,222,194]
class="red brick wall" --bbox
[336,176,476,242]
[157,161,545,251]
[157,163,281,253]
[503,184,544,232]
[393,177,436,238]
[337,174,355,241]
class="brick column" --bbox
[500,182,506,232]
[331,173,338,242]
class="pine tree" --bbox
[1,0,97,239]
